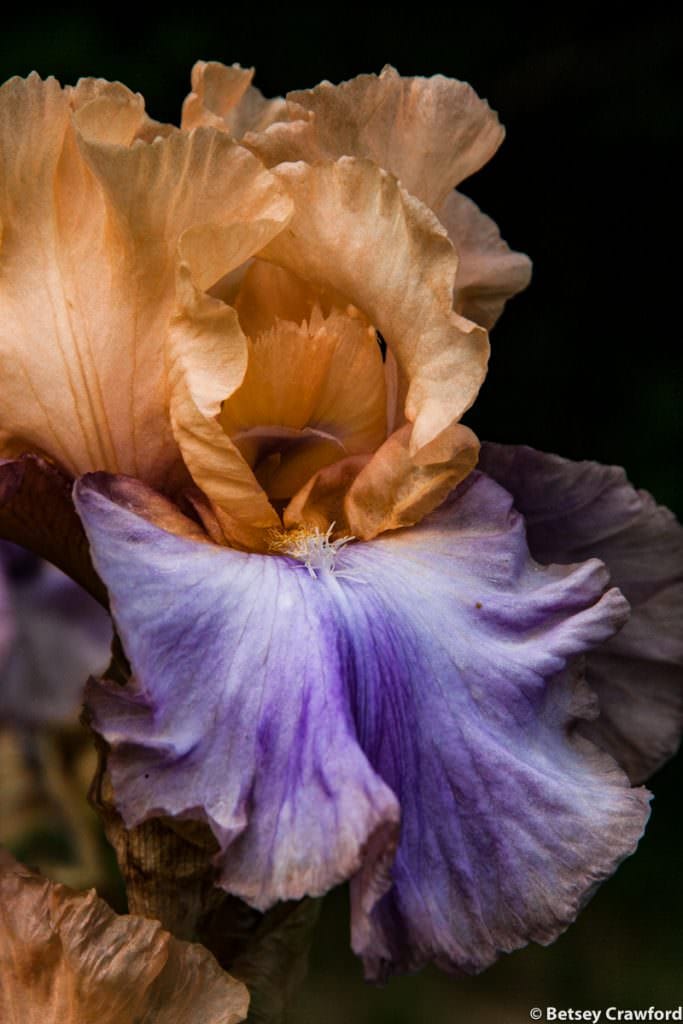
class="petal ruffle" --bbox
[480,442,683,782]
[182,61,287,136]
[75,470,647,977]
[247,65,503,211]
[0,850,248,1024]
[244,66,531,331]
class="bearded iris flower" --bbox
[0,64,680,982]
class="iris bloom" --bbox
[0,65,680,980]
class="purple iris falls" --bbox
[74,462,654,979]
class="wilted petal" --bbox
[437,190,532,329]
[75,473,400,910]
[182,61,287,135]
[288,420,480,539]
[248,65,503,211]
[341,421,480,538]
[480,443,683,782]
[0,74,289,488]
[0,850,248,1024]
[75,470,646,977]
[0,544,111,726]
[261,158,489,458]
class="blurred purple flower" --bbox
[0,542,111,727]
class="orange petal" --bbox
[284,454,370,533]
[221,309,386,451]
[66,77,168,146]
[260,158,489,459]
[344,422,481,538]
[182,61,287,135]
[168,269,281,551]
[215,308,385,505]
[438,190,532,329]
[0,850,249,1024]
[0,74,290,490]
[248,65,503,210]
[233,259,351,339]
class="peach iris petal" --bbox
[0,74,290,490]
[182,61,287,135]
[249,65,504,211]
[344,422,480,538]
[0,850,248,1024]
[168,272,282,552]
[284,423,480,539]
[67,77,172,145]
[169,157,487,545]
[221,309,385,455]
[241,65,531,329]
[234,259,351,339]
[437,191,533,330]
[260,159,489,457]
[221,309,385,502]
[171,268,387,546]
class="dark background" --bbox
[2,9,681,1022]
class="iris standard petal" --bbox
[437,190,533,330]
[75,470,646,977]
[0,74,290,487]
[260,158,489,460]
[244,65,531,329]
[479,442,683,783]
[0,849,248,1024]
[247,65,504,210]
